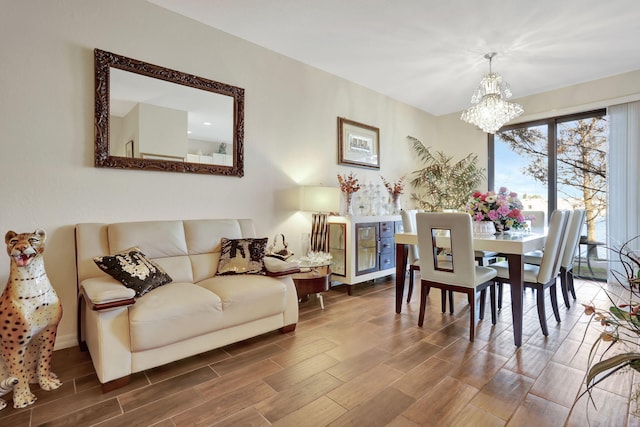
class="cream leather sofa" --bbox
[75,219,298,391]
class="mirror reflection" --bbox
[95,49,244,176]
[431,228,454,272]
[110,68,234,165]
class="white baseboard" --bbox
[54,332,79,350]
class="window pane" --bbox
[494,124,549,223]
[556,115,608,280]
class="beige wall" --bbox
[1,0,639,349]
[0,0,435,348]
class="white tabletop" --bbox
[394,232,545,255]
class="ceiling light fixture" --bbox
[460,52,523,134]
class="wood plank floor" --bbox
[1,275,637,426]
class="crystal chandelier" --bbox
[460,52,523,134]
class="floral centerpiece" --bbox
[577,237,640,415]
[337,172,361,216]
[463,186,526,232]
[381,175,405,213]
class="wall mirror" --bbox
[95,49,244,176]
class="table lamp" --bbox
[299,186,341,253]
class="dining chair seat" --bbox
[489,210,570,336]
[523,250,543,265]
[416,212,497,341]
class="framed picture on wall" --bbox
[338,117,380,169]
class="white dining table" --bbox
[394,231,546,347]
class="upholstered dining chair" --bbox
[416,212,497,341]
[559,209,586,307]
[521,210,547,266]
[488,210,570,336]
[522,210,546,234]
[402,209,496,304]
[519,209,584,308]
[400,209,421,303]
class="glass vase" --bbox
[341,192,354,216]
[473,221,496,235]
[391,193,401,214]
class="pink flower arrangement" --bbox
[463,187,526,231]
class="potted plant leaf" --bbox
[406,136,486,211]
[575,236,640,416]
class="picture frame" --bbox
[125,140,134,158]
[338,117,380,169]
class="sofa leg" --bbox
[101,376,130,393]
[280,324,296,333]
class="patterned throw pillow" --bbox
[216,237,268,275]
[93,247,172,297]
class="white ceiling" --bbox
[148,0,640,116]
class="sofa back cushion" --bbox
[76,218,258,285]
[108,220,193,283]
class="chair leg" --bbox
[550,283,561,322]
[497,282,503,310]
[559,267,571,308]
[568,269,576,299]
[536,287,549,336]
[468,290,475,342]
[449,290,454,314]
[489,284,497,324]
[407,269,414,303]
[441,289,447,313]
[479,289,486,320]
[418,282,428,327]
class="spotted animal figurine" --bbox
[0,377,18,410]
[0,229,63,408]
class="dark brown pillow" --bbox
[217,237,268,275]
[94,247,172,297]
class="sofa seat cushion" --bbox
[129,282,223,352]
[197,275,287,328]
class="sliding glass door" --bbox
[490,110,608,280]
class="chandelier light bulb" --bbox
[461,52,524,134]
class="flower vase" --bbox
[341,192,354,216]
[391,193,401,214]
[473,221,496,235]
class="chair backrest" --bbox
[416,212,476,287]
[560,209,586,269]
[401,209,420,264]
[536,210,570,283]
[522,210,546,234]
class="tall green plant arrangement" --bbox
[407,136,486,211]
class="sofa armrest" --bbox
[80,277,136,310]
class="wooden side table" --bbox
[292,265,331,309]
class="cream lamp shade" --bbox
[299,186,341,213]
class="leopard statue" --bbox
[0,377,19,410]
[0,229,63,408]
